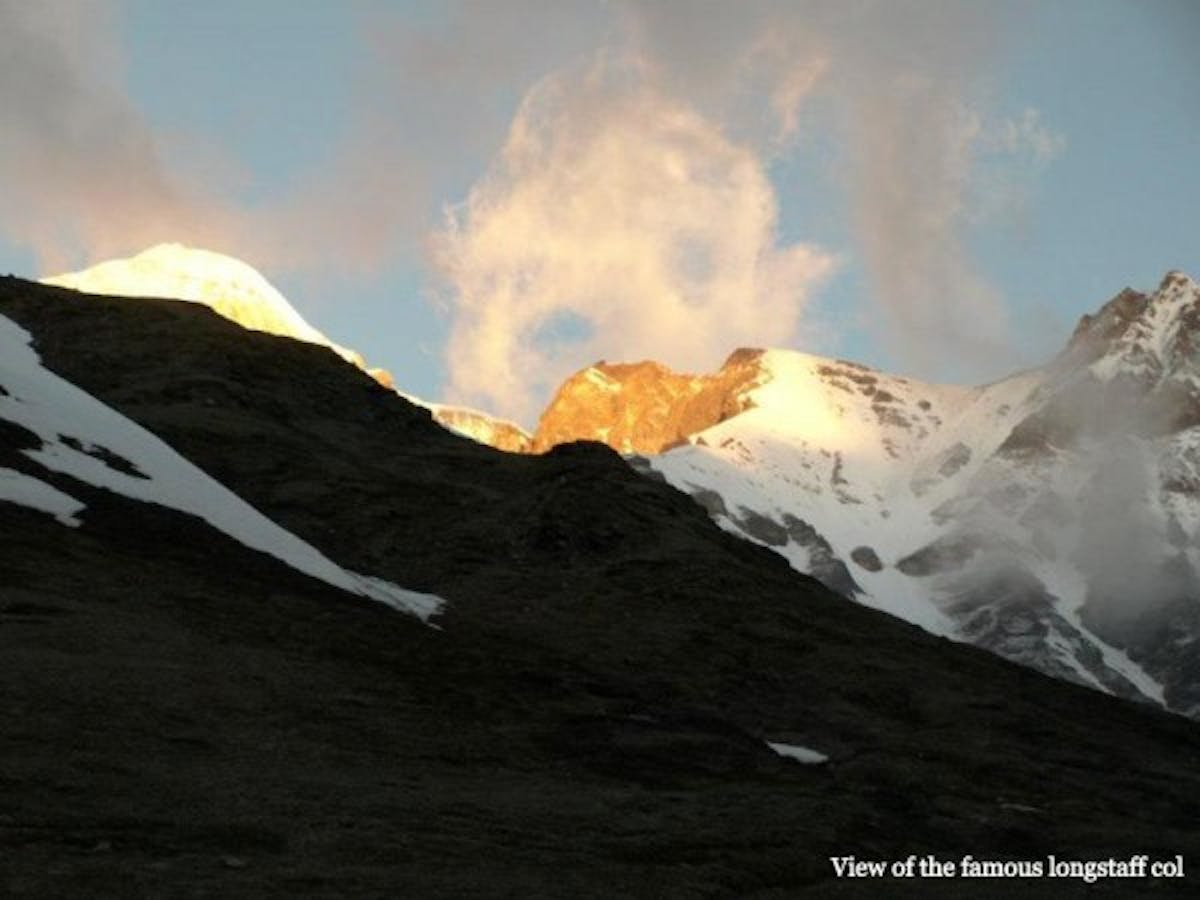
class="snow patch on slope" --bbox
[767,741,828,764]
[0,467,84,526]
[0,313,441,621]
[398,392,532,452]
[646,350,1032,636]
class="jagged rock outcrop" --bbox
[531,349,766,454]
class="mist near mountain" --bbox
[524,272,1200,717]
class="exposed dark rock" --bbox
[781,514,862,599]
[947,567,1149,703]
[872,403,910,428]
[735,507,789,546]
[686,486,728,517]
[897,534,985,577]
[1066,287,1150,361]
[623,453,668,484]
[850,546,883,572]
[937,442,972,478]
[58,435,149,479]
[912,442,974,496]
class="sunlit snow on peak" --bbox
[41,243,365,367]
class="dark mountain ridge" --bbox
[1,276,1198,898]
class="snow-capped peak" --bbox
[42,244,365,368]
[1063,270,1200,384]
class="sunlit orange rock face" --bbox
[531,349,767,454]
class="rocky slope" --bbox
[3,276,1199,897]
[530,274,1200,719]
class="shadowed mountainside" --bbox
[1,277,1199,898]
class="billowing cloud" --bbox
[843,84,1065,376]
[843,79,1013,374]
[0,0,219,271]
[436,1,1063,413]
[0,0,615,280]
[434,60,835,422]
[1,0,1064,412]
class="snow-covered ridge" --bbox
[647,349,1040,635]
[529,275,1200,715]
[0,312,442,622]
[1064,271,1200,384]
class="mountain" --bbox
[39,248,1200,716]
[530,352,765,455]
[39,248,1200,714]
[527,273,1200,719]
[3,275,1200,897]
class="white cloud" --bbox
[0,0,216,271]
[435,2,1066,406]
[434,60,835,423]
[997,108,1067,165]
[843,76,1015,375]
[1,0,1064,403]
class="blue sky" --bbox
[0,1,1196,422]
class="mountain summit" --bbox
[43,244,368,368]
[1062,271,1200,383]
[530,349,766,455]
